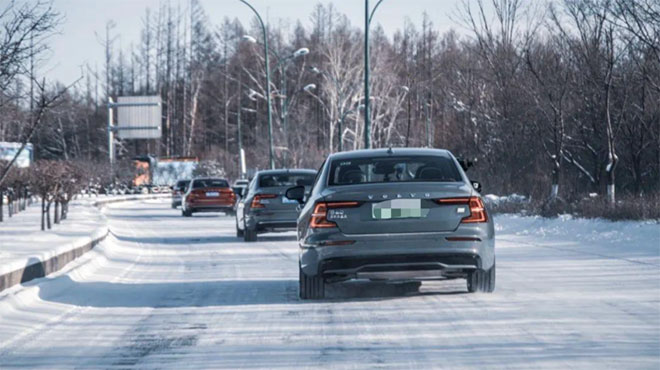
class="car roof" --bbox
[192,177,229,182]
[326,148,453,161]
[255,169,316,176]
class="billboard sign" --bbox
[116,96,162,139]
[0,142,33,168]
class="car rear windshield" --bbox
[192,179,229,189]
[259,173,314,187]
[176,180,190,190]
[328,156,462,186]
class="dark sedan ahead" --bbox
[236,169,316,242]
[285,148,495,299]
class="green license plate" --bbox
[372,199,429,220]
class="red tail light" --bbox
[310,201,360,229]
[251,194,277,208]
[221,188,236,200]
[435,196,488,223]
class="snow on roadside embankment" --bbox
[0,199,106,279]
[0,194,168,290]
[494,213,660,266]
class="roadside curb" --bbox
[0,194,168,293]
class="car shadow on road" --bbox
[326,280,466,300]
[256,234,298,242]
[38,275,466,308]
[110,231,239,245]
[111,214,193,220]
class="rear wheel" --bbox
[244,227,257,242]
[182,209,192,217]
[299,265,325,300]
[467,262,496,293]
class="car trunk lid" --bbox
[254,186,304,210]
[321,183,473,234]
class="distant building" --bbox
[0,142,33,168]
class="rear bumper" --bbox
[320,253,481,280]
[187,204,234,212]
[299,223,494,277]
[245,210,298,232]
[256,221,297,232]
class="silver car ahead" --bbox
[285,148,495,300]
[236,169,316,242]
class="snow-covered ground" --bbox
[0,199,658,369]
[0,197,107,278]
[0,194,167,280]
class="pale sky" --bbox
[47,0,475,84]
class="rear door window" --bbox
[176,181,190,191]
[259,173,315,188]
[192,179,229,189]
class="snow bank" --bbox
[483,193,528,206]
[494,213,660,265]
[0,194,168,292]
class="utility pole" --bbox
[364,0,371,149]
[363,0,385,150]
[405,87,412,147]
[237,77,244,178]
[239,0,275,169]
[108,97,115,166]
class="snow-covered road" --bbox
[0,199,658,369]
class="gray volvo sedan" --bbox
[236,169,316,242]
[285,148,495,299]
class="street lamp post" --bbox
[276,47,309,167]
[363,0,386,150]
[237,80,244,178]
[239,0,274,169]
[401,86,412,147]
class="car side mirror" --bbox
[457,158,475,172]
[471,181,482,193]
[285,185,306,204]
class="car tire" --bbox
[299,265,324,300]
[182,209,192,217]
[236,222,244,237]
[467,261,495,293]
[244,227,257,242]
[171,204,177,209]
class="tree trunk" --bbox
[550,159,560,200]
[46,202,52,230]
[54,201,60,224]
[41,198,45,231]
[0,190,3,222]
